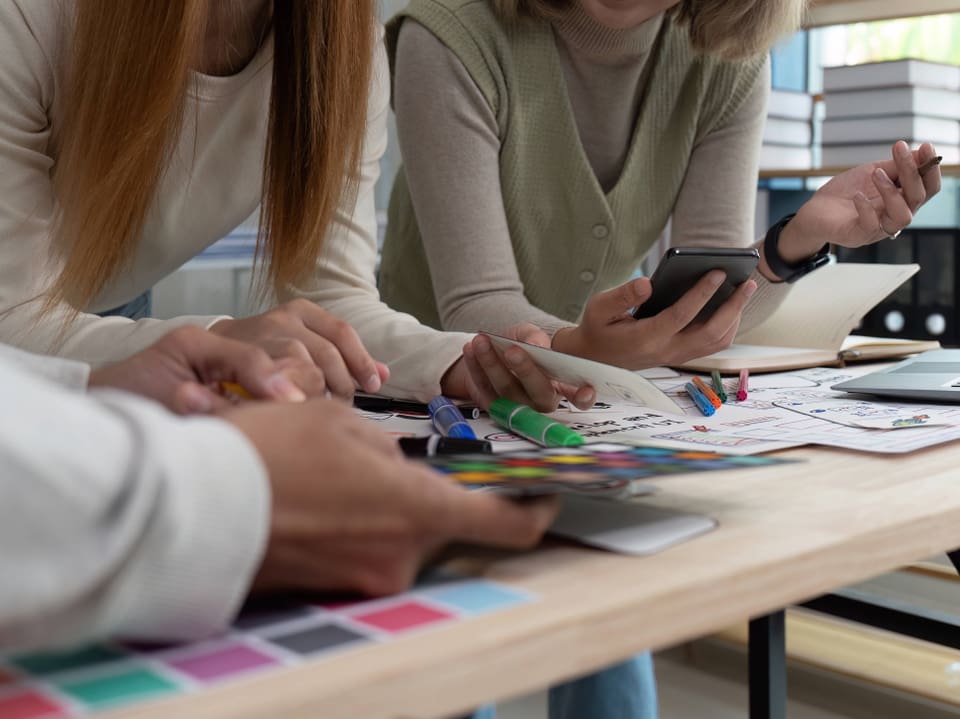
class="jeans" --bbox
[469,653,657,719]
[97,291,152,320]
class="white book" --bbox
[678,263,940,373]
[822,115,960,145]
[762,117,812,147]
[767,89,813,120]
[759,144,812,170]
[821,143,959,167]
[823,59,960,93]
[825,86,960,120]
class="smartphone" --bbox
[632,247,760,324]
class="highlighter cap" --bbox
[544,424,586,447]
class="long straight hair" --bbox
[50,0,375,312]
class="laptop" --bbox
[832,349,960,402]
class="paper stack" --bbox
[821,59,960,166]
[761,88,814,170]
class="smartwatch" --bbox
[763,213,830,284]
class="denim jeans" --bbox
[97,291,152,320]
[468,653,657,719]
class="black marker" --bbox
[398,435,493,457]
[355,394,480,418]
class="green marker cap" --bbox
[489,398,585,447]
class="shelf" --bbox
[760,163,960,179]
[807,0,960,26]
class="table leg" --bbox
[748,610,787,719]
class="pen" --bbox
[895,155,942,188]
[685,382,716,417]
[489,398,585,447]
[710,371,728,403]
[354,394,480,418]
[737,368,749,402]
[428,396,478,439]
[399,435,492,457]
[220,381,253,399]
[692,377,722,409]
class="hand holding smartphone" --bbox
[632,247,759,324]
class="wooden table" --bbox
[112,442,960,719]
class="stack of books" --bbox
[760,88,814,170]
[821,59,960,167]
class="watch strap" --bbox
[763,213,830,284]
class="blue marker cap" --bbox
[427,396,478,439]
[684,382,716,417]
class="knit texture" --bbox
[381,0,766,327]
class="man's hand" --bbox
[89,326,327,414]
[222,399,560,595]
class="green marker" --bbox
[710,370,728,403]
[489,398,585,447]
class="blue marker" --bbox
[684,382,716,417]
[427,396,478,439]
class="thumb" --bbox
[508,322,551,349]
[587,277,652,322]
[171,382,231,415]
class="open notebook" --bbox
[677,263,940,373]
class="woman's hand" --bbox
[772,141,942,270]
[209,299,389,401]
[551,274,756,370]
[224,398,559,596]
[441,323,596,412]
[88,326,326,414]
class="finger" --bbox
[501,345,561,412]
[182,330,310,403]
[585,277,652,325]
[916,142,942,201]
[293,302,384,394]
[271,357,329,399]
[891,141,926,211]
[170,382,230,415]
[462,343,498,409]
[871,167,913,237]
[295,334,357,401]
[470,335,527,402]
[257,337,314,365]
[695,279,755,340]
[654,270,725,333]
[442,489,560,549]
[556,381,596,410]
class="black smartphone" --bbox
[632,247,760,324]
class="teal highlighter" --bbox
[489,398,585,447]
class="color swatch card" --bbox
[0,575,534,719]
[427,443,796,496]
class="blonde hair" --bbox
[49,0,375,313]
[492,0,807,59]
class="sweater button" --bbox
[591,224,609,239]
[579,270,595,283]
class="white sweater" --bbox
[0,1,469,400]
[0,345,270,651]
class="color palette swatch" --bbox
[427,442,795,495]
[0,575,533,718]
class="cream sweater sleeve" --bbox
[0,2,228,365]
[282,37,472,401]
[0,359,270,652]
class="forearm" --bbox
[0,369,269,651]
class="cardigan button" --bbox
[579,270,595,283]
[591,224,609,239]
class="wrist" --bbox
[550,326,581,356]
[439,357,470,400]
[774,215,823,264]
[761,213,830,284]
